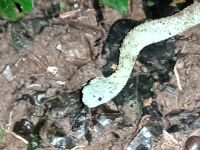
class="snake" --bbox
[82,2,200,108]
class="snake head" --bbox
[82,77,117,108]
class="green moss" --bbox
[0,126,4,141]
[0,0,34,21]
[100,0,128,14]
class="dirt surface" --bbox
[153,26,200,150]
[0,0,200,150]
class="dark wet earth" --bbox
[0,0,200,150]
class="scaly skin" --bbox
[82,2,200,108]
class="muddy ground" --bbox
[0,0,200,150]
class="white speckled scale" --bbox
[82,2,200,108]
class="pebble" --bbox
[2,65,15,81]
[185,136,200,150]
[55,43,62,51]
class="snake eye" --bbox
[98,97,102,101]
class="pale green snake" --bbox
[82,2,200,108]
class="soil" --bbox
[0,0,200,150]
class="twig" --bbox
[71,145,87,150]
[60,9,81,19]
[174,66,183,91]
[6,109,14,131]
[163,130,179,145]
[0,124,28,145]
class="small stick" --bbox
[163,130,179,145]
[174,66,183,91]
[60,9,81,19]
[0,124,28,145]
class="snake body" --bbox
[82,2,200,108]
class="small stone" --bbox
[32,91,47,105]
[185,136,200,150]
[2,65,15,81]
[143,98,153,107]
[56,81,66,85]
[164,85,176,93]
[56,43,62,51]
[140,66,148,73]
[73,3,79,9]
[47,66,58,76]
